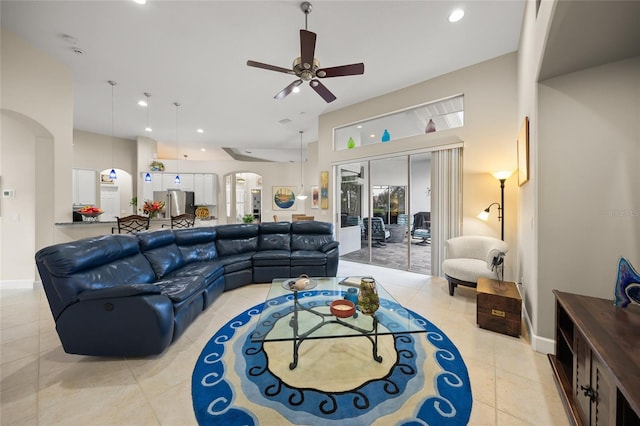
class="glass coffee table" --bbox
[251,277,426,370]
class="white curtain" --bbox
[431,147,463,277]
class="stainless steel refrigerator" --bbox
[153,190,195,217]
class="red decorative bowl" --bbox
[330,299,356,318]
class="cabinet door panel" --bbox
[574,332,592,425]
[592,357,616,426]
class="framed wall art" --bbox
[517,116,529,186]
[320,171,329,209]
[311,186,320,209]
[272,186,296,210]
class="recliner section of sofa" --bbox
[35,221,338,357]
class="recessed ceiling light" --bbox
[356,125,363,129]
[201,148,206,152]
[133,0,147,4]
[145,127,152,132]
[448,9,464,23]
[138,100,147,107]
[196,128,204,133]
[369,134,375,138]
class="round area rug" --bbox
[192,291,472,425]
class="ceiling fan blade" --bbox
[274,79,303,100]
[317,63,365,78]
[309,79,337,103]
[247,60,293,75]
[300,30,317,70]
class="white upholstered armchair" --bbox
[442,236,509,296]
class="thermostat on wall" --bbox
[2,189,15,198]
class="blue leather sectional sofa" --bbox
[35,221,339,357]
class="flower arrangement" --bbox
[142,200,165,217]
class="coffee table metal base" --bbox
[289,290,382,370]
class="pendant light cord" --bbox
[174,102,181,181]
[108,80,117,179]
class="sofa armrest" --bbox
[77,284,161,301]
[321,241,340,253]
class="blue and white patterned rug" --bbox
[192,291,472,425]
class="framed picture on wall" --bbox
[320,171,329,209]
[311,186,320,209]
[272,186,297,210]
[517,116,529,186]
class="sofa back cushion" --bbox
[173,227,218,263]
[215,224,259,257]
[137,230,185,279]
[291,221,335,251]
[258,222,291,251]
[35,234,156,320]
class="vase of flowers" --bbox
[142,200,165,219]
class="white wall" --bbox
[318,53,519,280]
[517,0,640,351]
[536,56,640,340]
[0,30,73,285]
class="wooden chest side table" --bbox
[476,277,522,337]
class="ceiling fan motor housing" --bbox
[293,57,320,80]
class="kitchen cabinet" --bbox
[162,173,194,191]
[142,173,216,205]
[72,168,97,205]
[548,290,640,425]
[194,173,218,205]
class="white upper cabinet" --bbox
[72,168,97,205]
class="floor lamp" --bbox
[478,171,513,240]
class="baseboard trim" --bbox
[0,279,36,289]
[522,301,555,354]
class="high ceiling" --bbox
[1,1,525,162]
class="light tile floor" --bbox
[1,261,569,425]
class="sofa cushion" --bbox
[215,224,259,256]
[174,227,218,263]
[258,222,291,251]
[166,261,224,284]
[290,250,328,266]
[442,258,496,283]
[137,230,186,279]
[252,250,290,266]
[217,253,253,274]
[153,275,205,305]
[291,221,335,251]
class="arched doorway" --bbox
[1,109,54,284]
[223,172,263,223]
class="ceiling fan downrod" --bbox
[301,2,312,30]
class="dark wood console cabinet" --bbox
[549,290,640,426]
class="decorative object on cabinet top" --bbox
[150,161,165,171]
[614,256,640,308]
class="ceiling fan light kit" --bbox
[247,1,364,103]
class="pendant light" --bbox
[174,102,181,185]
[296,130,308,200]
[142,92,153,183]
[108,80,117,180]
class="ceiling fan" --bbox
[246,1,364,103]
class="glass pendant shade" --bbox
[109,169,117,180]
[174,175,181,184]
[144,172,152,182]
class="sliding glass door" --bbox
[337,152,433,274]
